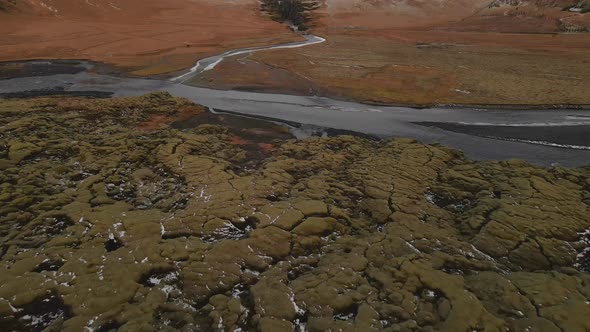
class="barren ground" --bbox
[190,29,590,106]
[0,0,300,76]
[192,26,590,105]
[187,0,590,106]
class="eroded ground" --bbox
[0,93,589,331]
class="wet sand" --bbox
[417,122,590,150]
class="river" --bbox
[1,35,589,167]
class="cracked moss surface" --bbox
[0,93,589,332]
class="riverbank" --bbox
[6,55,590,112]
[2,59,590,167]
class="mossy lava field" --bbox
[0,93,589,331]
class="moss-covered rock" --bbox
[0,94,588,331]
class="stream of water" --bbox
[1,36,589,166]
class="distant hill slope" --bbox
[0,0,222,18]
[446,0,590,32]
[313,0,589,32]
[317,0,492,29]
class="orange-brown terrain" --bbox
[2,3,590,331]
[189,0,590,106]
[2,0,590,104]
[0,0,299,75]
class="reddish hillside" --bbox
[443,0,590,32]
[316,0,492,29]
[2,0,189,17]
[312,0,590,32]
